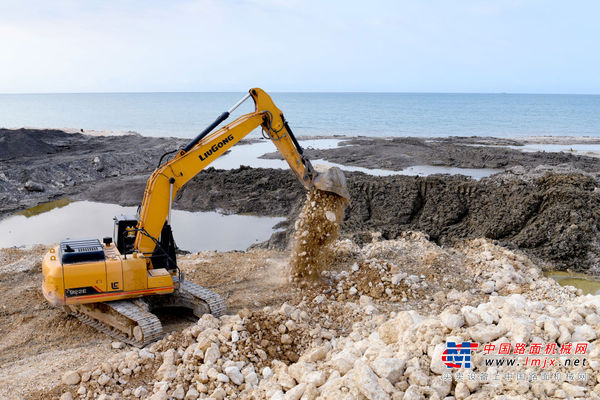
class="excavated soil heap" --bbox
[290,188,347,279]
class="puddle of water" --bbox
[210,138,502,179]
[464,143,600,157]
[14,197,72,217]
[311,159,400,177]
[210,138,342,170]
[311,159,501,179]
[544,271,600,295]
[398,165,502,180]
[510,144,600,154]
[0,201,284,252]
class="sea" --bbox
[1,92,599,138]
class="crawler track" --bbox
[177,279,227,317]
[67,300,163,347]
[67,280,226,347]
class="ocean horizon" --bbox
[1,92,599,138]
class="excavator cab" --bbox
[113,215,137,255]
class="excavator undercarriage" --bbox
[64,278,226,347]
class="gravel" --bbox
[53,235,600,399]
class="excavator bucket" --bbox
[312,165,351,201]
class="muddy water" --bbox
[545,271,600,295]
[0,201,284,252]
[12,198,72,217]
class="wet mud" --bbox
[261,136,600,171]
[2,128,600,273]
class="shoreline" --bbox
[2,127,600,214]
[5,125,600,143]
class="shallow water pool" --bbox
[545,271,600,295]
[0,200,284,252]
[309,159,502,179]
[213,139,503,179]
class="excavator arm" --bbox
[134,88,348,258]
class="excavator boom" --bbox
[134,88,349,257]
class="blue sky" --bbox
[1,0,599,94]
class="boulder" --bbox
[331,350,358,375]
[203,343,220,365]
[284,383,307,400]
[24,180,45,192]
[370,358,405,384]
[225,366,244,385]
[378,311,422,344]
[571,325,597,342]
[440,311,464,330]
[155,349,177,381]
[61,370,80,385]
[59,393,73,400]
[353,360,390,400]
[133,386,148,398]
[428,343,447,375]
[467,324,507,343]
[454,382,470,400]
[97,373,110,386]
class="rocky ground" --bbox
[0,245,289,399]
[11,233,600,400]
[2,129,600,273]
[2,128,600,399]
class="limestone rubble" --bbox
[57,234,600,399]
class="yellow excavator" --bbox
[42,88,350,346]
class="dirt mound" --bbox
[290,189,347,279]
[2,128,600,273]
[0,129,188,216]
[343,171,600,273]
[175,166,305,216]
[4,163,595,273]
[0,129,60,160]
[175,167,600,272]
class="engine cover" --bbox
[60,239,106,264]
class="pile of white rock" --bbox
[255,291,599,399]
[58,237,600,400]
[59,299,358,400]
